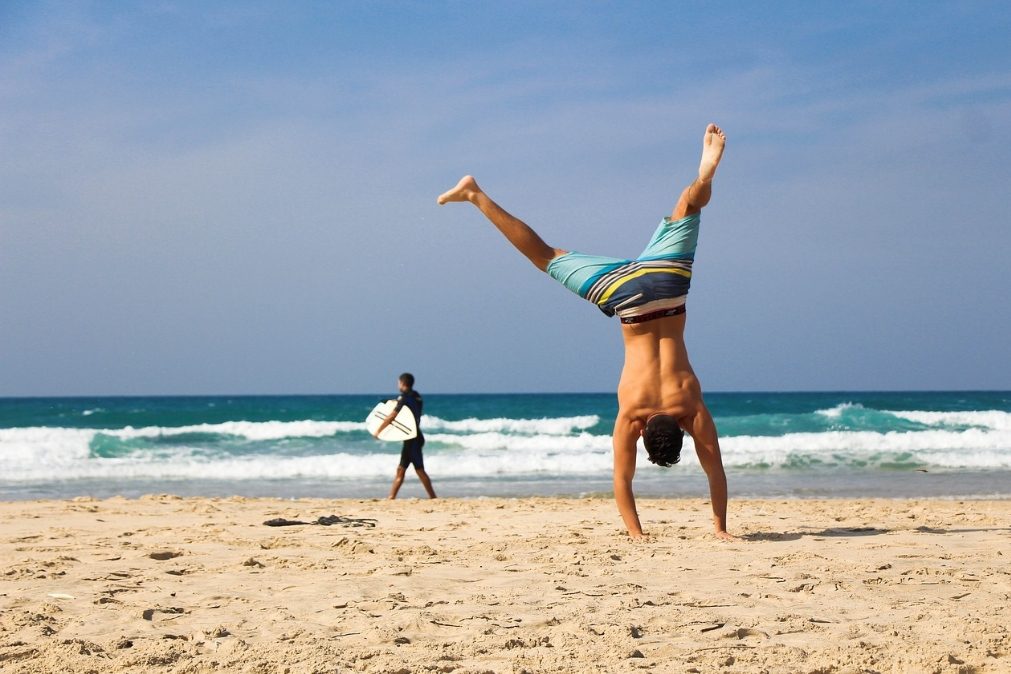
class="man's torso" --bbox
[397,389,424,433]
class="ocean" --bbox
[1,391,1009,501]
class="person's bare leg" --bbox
[671,123,727,220]
[415,468,437,499]
[437,176,564,271]
[388,466,407,499]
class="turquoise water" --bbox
[1,391,1010,500]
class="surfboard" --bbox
[365,400,418,441]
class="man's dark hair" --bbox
[642,415,684,467]
[399,372,415,388]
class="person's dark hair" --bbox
[399,372,415,388]
[642,415,684,467]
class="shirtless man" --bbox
[437,124,732,540]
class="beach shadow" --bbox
[913,526,1011,534]
[740,532,804,542]
[743,525,1011,542]
[742,527,889,542]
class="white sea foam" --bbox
[815,406,1011,431]
[0,414,600,450]
[2,413,1011,482]
[424,415,600,435]
[111,420,366,441]
[815,402,863,418]
[725,429,1010,472]
[721,428,1011,455]
[426,432,612,452]
[0,427,95,466]
[0,447,615,482]
[886,410,1011,431]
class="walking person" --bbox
[373,373,437,499]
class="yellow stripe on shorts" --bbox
[597,268,692,305]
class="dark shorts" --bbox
[399,435,425,470]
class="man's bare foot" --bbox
[437,175,481,205]
[714,530,737,542]
[698,123,726,184]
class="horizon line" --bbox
[2,389,1009,401]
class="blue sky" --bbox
[1,1,1009,395]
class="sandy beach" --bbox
[1,496,1008,673]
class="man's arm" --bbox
[680,405,733,540]
[372,399,404,438]
[612,414,644,538]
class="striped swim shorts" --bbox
[546,213,700,320]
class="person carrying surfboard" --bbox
[373,373,437,499]
[437,124,732,540]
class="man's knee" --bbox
[533,247,566,273]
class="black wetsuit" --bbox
[396,389,425,469]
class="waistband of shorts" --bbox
[619,304,686,324]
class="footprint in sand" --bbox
[148,550,183,561]
[141,607,186,620]
[165,567,194,576]
[734,627,769,640]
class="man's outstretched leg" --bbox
[671,123,726,220]
[437,176,565,271]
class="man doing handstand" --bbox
[437,123,732,540]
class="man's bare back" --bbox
[617,314,698,422]
[438,124,733,541]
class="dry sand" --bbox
[1,495,1009,673]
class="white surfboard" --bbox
[365,400,418,441]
